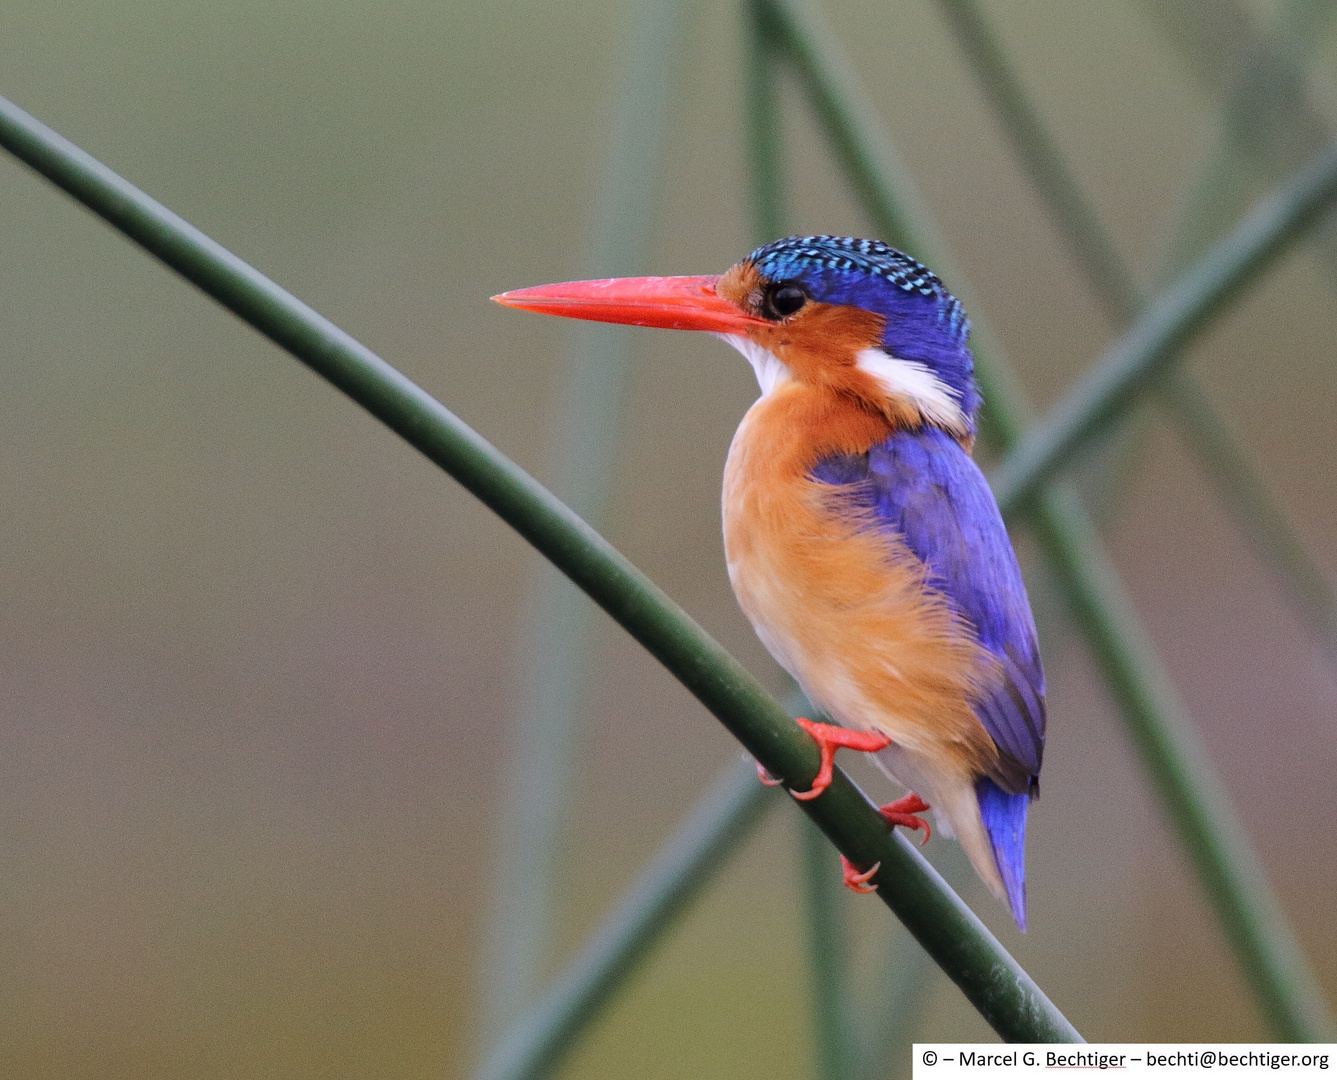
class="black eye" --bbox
[763,283,808,319]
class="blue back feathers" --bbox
[747,235,981,420]
[811,428,1046,785]
[812,429,1044,930]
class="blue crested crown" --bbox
[746,235,980,420]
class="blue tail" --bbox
[975,777,1029,932]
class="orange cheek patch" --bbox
[747,303,884,386]
[776,303,885,363]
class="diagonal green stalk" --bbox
[1025,485,1336,1043]
[933,0,1337,665]
[477,759,780,1080]
[0,93,1080,1044]
[762,0,1335,1041]
[1150,0,1337,665]
[484,0,689,1045]
[1157,373,1337,667]
[747,0,788,245]
[1146,0,1337,272]
[932,0,1142,325]
[987,131,1337,514]
[802,814,857,1080]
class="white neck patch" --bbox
[713,333,791,398]
[855,347,968,436]
[711,335,969,435]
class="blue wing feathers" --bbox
[812,428,1046,786]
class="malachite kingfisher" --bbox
[494,235,1044,931]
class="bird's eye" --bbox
[763,283,808,319]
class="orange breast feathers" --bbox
[721,381,1002,780]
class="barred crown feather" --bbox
[746,235,970,346]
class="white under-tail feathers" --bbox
[873,743,1012,912]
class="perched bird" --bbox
[494,235,1044,930]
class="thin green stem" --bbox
[988,132,1337,514]
[1159,371,1337,667]
[857,923,933,1080]
[856,845,973,1080]
[747,0,787,244]
[803,816,856,1080]
[477,760,779,1080]
[932,0,1140,326]
[1150,0,1337,662]
[1029,485,1336,1042]
[763,0,1335,1041]
[0,93,1080,1044]
[484,0,689,1044]
[756,0,924,250]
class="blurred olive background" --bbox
[2,1,1336,1077]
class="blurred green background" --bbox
[2,1,1336,1076]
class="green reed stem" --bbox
[988,131,1337,514]
[477,760,780,1080]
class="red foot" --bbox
[841,855,880,893]
[840,793,932,895]
[878,792,931,845]
[789,718,892,801]
[755,761,783,786]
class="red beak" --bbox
[492,275,767,333]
